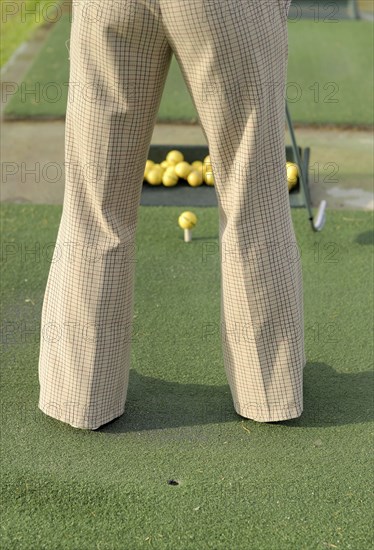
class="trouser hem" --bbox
[234,404,303,422]
[38,401,125,430]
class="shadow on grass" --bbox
[81,362,373,434]
[355,229,374,246]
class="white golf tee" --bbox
[184,228,192,242]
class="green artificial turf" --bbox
[3,12,373,127]
[1,204,373,549]
[286,19,373,126]
[0,0,63,68]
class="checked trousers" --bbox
[38,0,305,429]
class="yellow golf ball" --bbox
[205,172,215,185]
[162,160,174,170]
[191,160,203,171]
[178,211,197,230]
[146,167,163,185]
[187,170,204,187]
[203,155,212,168]
[166,150,184,165]
[203,156,213,180]
[287,164,298,182]
[162,171,179,187]
[175,161,192,179]
[144,159,155,179]
[164,165,178,176]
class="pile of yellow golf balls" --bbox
[144,150,299,192]
[144,150,214,187]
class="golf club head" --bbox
[313,200,327,231]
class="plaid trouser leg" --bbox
[160,0,305,421]
[38,0,174,429]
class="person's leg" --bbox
[160,0,306,421]
[38,0,173,429]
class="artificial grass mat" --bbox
[3,12,373,127]
[0,0,64,68]
[1,204,373,549]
